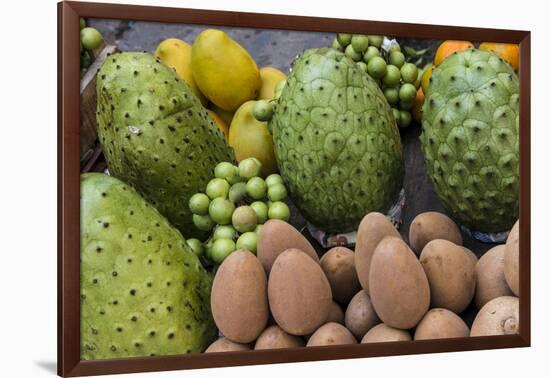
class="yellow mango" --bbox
[258,67,287,100]
[207,110,229,139]
[155,38,207,105]
[209,103,235,125]
[229,100,277,176]
[192,29,261,111]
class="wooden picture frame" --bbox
[58,1,531,376]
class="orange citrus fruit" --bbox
[479,42,519,71]
[434,40,474,66]
[207,110,229,139]
[412,88,425,124]
[421,64,433,94]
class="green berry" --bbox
[214,162,238,181]
[255,224,263,235]
[400,63,419,84]
[238,158,262,179]
[399,100,414,110]
[267,183,287,202]
[351,35,369,53]
[189,193,210,215]
[232,206,258,233]
[382,65,401,87]
[265,174,283,187]
[246,177,267,200]
[388,51,405,68]
[206,178,230,199]
[253,100,274,122]
[80,27,103,50]
[80,18,86,30]
[208,197,235,225]
[213,225,237,240]
[384,87,400,105]
[211,238,236,264]
[399,110,412,128]
[367,56,387,80]
[368,35,384,48]
[363,46,380,63]
[228,182,247,203]
[268,201,290,222]
[399,83,417,103]
[186,238,204,258]
[192,214,214,231]
[331,37,344,51]
[336,33,352,47]
[356,61,368,73]
[344,44,362,62]
[236,232,258,254]
[250,201,268,224]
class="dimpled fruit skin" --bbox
[421,49,519,232]
[80,173,217,359]
[271,48,403,232]
[96,52,234,238]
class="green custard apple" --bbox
[96,52,234,239]
[80,173,217,359]
[421,48,519,233]
[267,48,403,233]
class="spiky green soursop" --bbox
[96,52,234,239]
[80,173,217,359]
[269,48,403,233]
[421,49,519,233]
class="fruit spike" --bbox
[421,49,519,232]
[96,52,234,239]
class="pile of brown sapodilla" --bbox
[205,213,520,352]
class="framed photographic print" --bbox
[58,1,530,376]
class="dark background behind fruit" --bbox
[84,19,492,324]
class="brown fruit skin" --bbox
[504,220,520,296]
[326,301,345,324]
[268,249,332,335]
[471,296,519,336]
[355,213,402,293]
[409,212,462,255]
[345,290,380,340]
[257,219,318,274]
[254,325,305,350]
[306,322,357,346]
[414,308,469,340]
[205,337,251,353]
[419,239,476,314]
[211,250,269,343]
[361,324,411,343]
[369,236,430,329]
[475,245,514,309]
[320,247,361,305]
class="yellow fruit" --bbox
[479,42,519,71]
[258,67,287,100]
[421,64,433,94]
[209,103,235,125]
[207,110,229,139]
[434,40,474,66]
[229,100,277,176]
[155,38,207,105]
[192,29,261,111]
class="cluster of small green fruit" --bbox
[186,158,290,264]
[80,18,104,75]
[332,33,423,128]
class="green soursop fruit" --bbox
[96,52,234,238]
[80,173,217,359]
[270,48,403,232]
[421,49,519,232]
